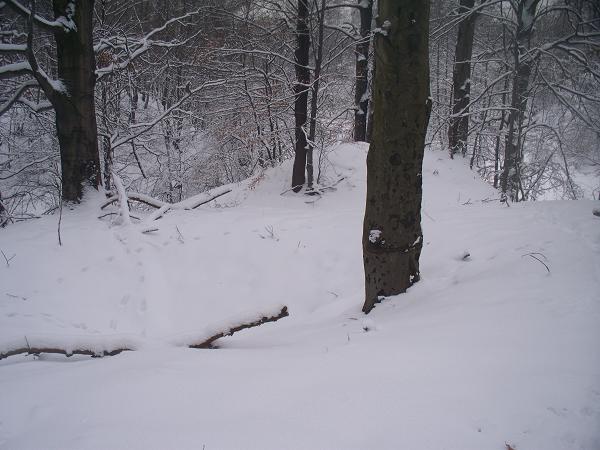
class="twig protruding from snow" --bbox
[1,249,16,267]
[522,252,550,273]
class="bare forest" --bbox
[1,0,598,224]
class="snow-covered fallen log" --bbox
[174,305,290,349]
[0,334,140,360]
[101,186,233,223]
[0,306,289,360]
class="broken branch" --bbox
[189,306,289,349]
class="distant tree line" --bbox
[0,0,598,225]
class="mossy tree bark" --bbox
[362,0,431,314]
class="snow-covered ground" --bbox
[1,143,599,450]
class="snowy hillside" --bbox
[1,143,599,450]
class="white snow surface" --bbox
[1,143,599,450]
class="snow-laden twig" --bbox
[109,79,227,151]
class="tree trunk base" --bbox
[362,246,420,314]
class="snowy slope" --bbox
[0,143,599,450]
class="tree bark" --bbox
[362,0,431,314]
[307,0,326,190]
[53,0,101,202]
[291,0,311,192]
[500,0,540,201]
[448,0,477,158]
[353,0,374,142]
[365,54,376,143]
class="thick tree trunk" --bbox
[362,0,431,314]
[53,0,101,202]
[353,0,374,142]
[500,0,540,201]
[448,0,477,158]
[291,0,311,192]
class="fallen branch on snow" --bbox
[101,187,232,212]
[0,307,289,361]
[522,252,550,273]
[0,334,138,361]
[188,306,289,349]
[100,185,231,229]
[0,345,131,360]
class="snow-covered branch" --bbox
[4,0,76,33]
[0,42,27,53]
[109,79,227,150]
[0,79,38,115]
[0,334,139,361]
[0,61,31,80]
[101,185,233,223]
[95,8,205,81]
[186,306,289,349]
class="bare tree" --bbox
[353,0,373,142]
[448,0,479,158]
[2,0,101,202]
[500,0,541,201]
[292,0,311,192]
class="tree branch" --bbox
[0,345,131,360]
[189,306,289,349]
[0,79,38,115]
[5,0,74,33]
[0,61,32,80]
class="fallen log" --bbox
[0,346,131,361]
[0,306,289,361]
[101,188,232,212]
[189,306,289,349]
